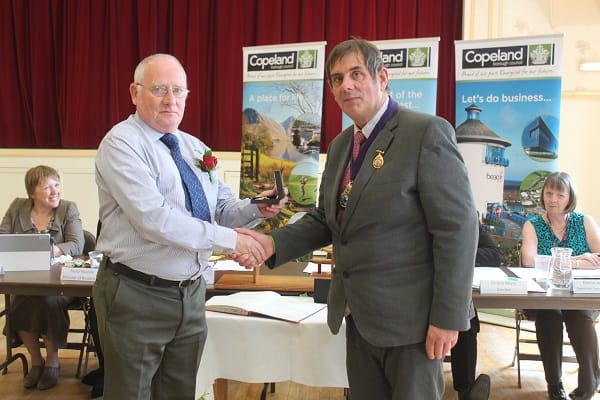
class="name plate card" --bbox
[572,279,600,294]
[480,278,528,295]
[60,267,98,282]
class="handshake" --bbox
[231,186,288,268]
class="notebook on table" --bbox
[0,233,52,271]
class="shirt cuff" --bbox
[212,224,237,253]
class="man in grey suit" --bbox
[235,38,478,400]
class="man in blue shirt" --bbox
[93,53,285,400]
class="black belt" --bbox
[105,259,199,288]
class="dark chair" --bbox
[66,298,94,378]
[512,249,577,388]
[512,309,577,388]
[82,220,105,398]
[82,229,96,255]
[66,229,97,377]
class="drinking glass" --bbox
[549,247,574,290]
[88,251,103,269]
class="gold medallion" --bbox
[339,181,353,208]
[373,150,385,169]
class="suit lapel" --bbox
[340,117,398,228]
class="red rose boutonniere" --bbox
[195,150,218,182]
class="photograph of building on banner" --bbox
[454,34,563,266]
[342,38,440,129]
[240,42,326,240]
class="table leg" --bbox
[260,382,275,400]
[1,294,29,377]
[213,378,228,400]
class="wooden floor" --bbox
[0,311,598,400]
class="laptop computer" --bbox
[0,233,52,271]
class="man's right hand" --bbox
[232,228,274,268]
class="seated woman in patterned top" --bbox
[521,171,600,400]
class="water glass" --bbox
[549,247,574,290]
[533,254,551,282]
[88,251,103,269]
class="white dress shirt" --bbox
[95,113,264,281]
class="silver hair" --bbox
[133,53,187,90]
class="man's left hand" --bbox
[425,324,458,360]
[256,187,288,218]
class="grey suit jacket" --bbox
[268,105,478,348]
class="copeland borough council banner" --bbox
[342,37,439,128]
[454,34,564,265]
[240,41,326,233]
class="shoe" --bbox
[37,366,60,390]
[459,374,491,400]
[90,373,104,399]
[82,368,102,386]
[23,365,44,389]
[548,383,568,400]
[568,388,596,400]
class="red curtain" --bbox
[0,0,462,150]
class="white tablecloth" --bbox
[195,297,348,399]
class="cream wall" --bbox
[0,150,244,234]
[464,0,600,222]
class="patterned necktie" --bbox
[340,131,366,193]
[160,133,211,222]
[337,131,366,222]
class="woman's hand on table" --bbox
[575,253,600,268]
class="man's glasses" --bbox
[135,83,189,99]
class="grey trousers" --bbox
[93,265,207,400]
[345,315,444,400]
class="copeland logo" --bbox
[528,44,552,65]
[408,47,428,67]
[462,45,527,69]
[298,50,317,69]
[248,51,297,71]
[380,49,407,68]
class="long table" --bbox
[197,281,600,400]
[4,264,597,311]
[473,289,600,309]
[0,265,94,376]
[2,264,600,396]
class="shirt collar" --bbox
[354,96,390,139]
[133,112,177,143]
